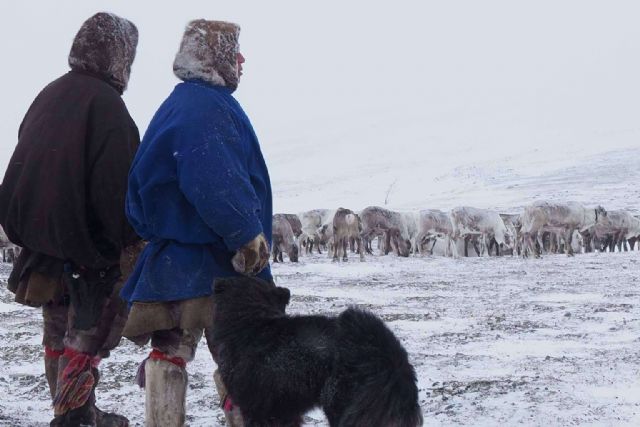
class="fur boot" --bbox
[48,353,128,427]
[213,370,244,427]
[49,405,95,426]
[44,354,60,400]
[145,358,187,427]
[50,352,96,426]
[92,368,129,427]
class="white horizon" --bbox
[2,1,639,212]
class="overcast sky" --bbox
[1,0,639,177]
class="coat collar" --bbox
[183,79,235,95]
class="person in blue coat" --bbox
[121,20,271,426]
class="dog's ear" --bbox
[274,287,291,307]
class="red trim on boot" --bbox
[63,347,101,368]
[45,346,64,358]
[223,395,235,412]
[149,349,187,368]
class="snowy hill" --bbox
[263,116,640,214]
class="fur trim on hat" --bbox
[68,12,138,94]
[173,20,241,91]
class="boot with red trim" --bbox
[213,369,245,427]
[144,351,188,427]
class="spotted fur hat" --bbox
[173,20,241,91]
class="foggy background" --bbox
[2,0,639,211]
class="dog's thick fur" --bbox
[211,277,423,427]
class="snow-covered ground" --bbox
[1,249,639,426]
[1,139,639,426]
[2,114,640,425]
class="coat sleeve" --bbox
[176,111,264,252]
[89,124,142,253]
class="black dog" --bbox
[211,277,423,427]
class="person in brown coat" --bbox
[0,12,141,427]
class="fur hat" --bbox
[173,20,241,91]
[68,12,138,94]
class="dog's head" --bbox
[212,277,290,320]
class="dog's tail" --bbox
[335,308,423,427]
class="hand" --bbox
[231,233,270,276]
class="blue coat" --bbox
[121,81,272,303]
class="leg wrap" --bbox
[52,348,100,415]
[45,346,64,359]
[149,349,187,368]
[136,350,187,388]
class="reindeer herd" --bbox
[0,201,636,266]
[0,225,20,263]
[272,202,640,262]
